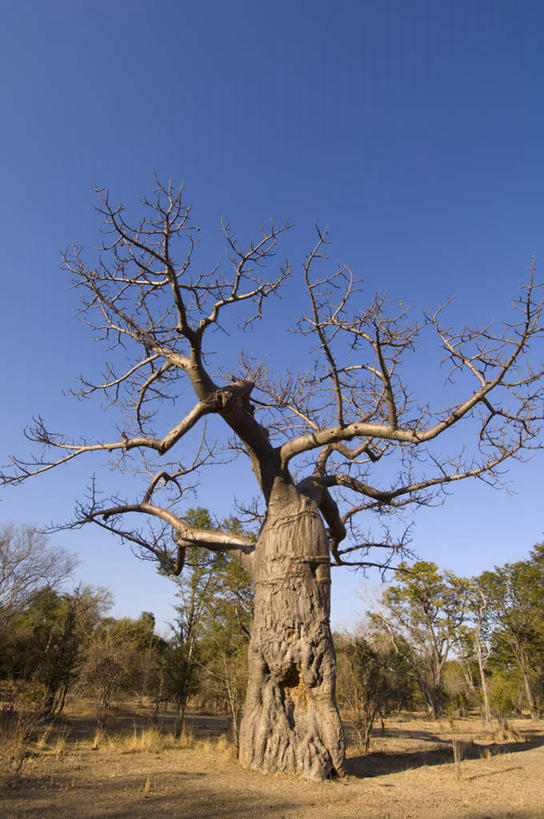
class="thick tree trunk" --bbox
[238,485,345,780]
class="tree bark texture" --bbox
[238,486,345,779]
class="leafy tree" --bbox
[123,611,167,707]
[199,540,253,750]
[479,547,544,719]
[0,524,75,644]
[2,180,543,777]
[372,562,470,717]
[456,580,495,724]
[162,508,219,737]
[4,585,111,716]
[336,634,395,752]
[487,669,524,718]
[78,612,160,729]
[78,630,130,731]
[160,508,253,740]
[200,625,248,751]
[367,627,418,714]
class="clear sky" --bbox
[1,0,543,631]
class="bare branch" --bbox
[3,180,542,580]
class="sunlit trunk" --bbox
[475,640,492,726]
[238,486,345,780]
[521,665,538,720]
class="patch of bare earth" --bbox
[2,704,544,818]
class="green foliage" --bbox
[160,508,253,739]
[6,505,543,738]
[366,546,544,722]
[78,611,163,728]
[3,585,111,716]
[487,669,522,716]
[442,659,475,716]
[198,552,252,748]
[381,562,469,638]
[0,524,75,646]
[478,546,544,717]
[1,510,254,735]
[371,561,470,718]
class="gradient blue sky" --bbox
[1,0,543,631]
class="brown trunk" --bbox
[174,700,186,739]
[238,485,345,780]
[521,665,538,720]
[475,639,492,726]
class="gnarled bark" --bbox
[239,485,345,779]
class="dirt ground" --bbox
[2,703,544,818]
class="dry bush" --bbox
[492,716,525,743]
[0,682,49,778]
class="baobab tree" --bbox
[2,179,543,779]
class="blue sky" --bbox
[1,0,543,630]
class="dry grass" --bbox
[492,718,525,744]
[1,702,544,817]
[103,724,196,754]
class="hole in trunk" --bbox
[278,665,300,730]
[281,664,300,689]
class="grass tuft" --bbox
[103,724,196,755]
[92,730,105,750]
[492,719,524,744]
[197,733,236,759]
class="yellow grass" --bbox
[2,701,543,817]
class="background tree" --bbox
[0,524,75,650]
[458,580,495,725]
[130,611,165,708]
[371,562,470,717]
[2,584,111,719]
[78,612,159,730]
[336,633,398,752]
[19,585,110,716]
[2,180,543,778]
[161,508,219,738]
[479,547,544,719]
[199,530,254,750]
[157,508,252,738]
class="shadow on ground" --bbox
[1,769,300,818]
[345,731,544,778]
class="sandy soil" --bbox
[2,705,544,818]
